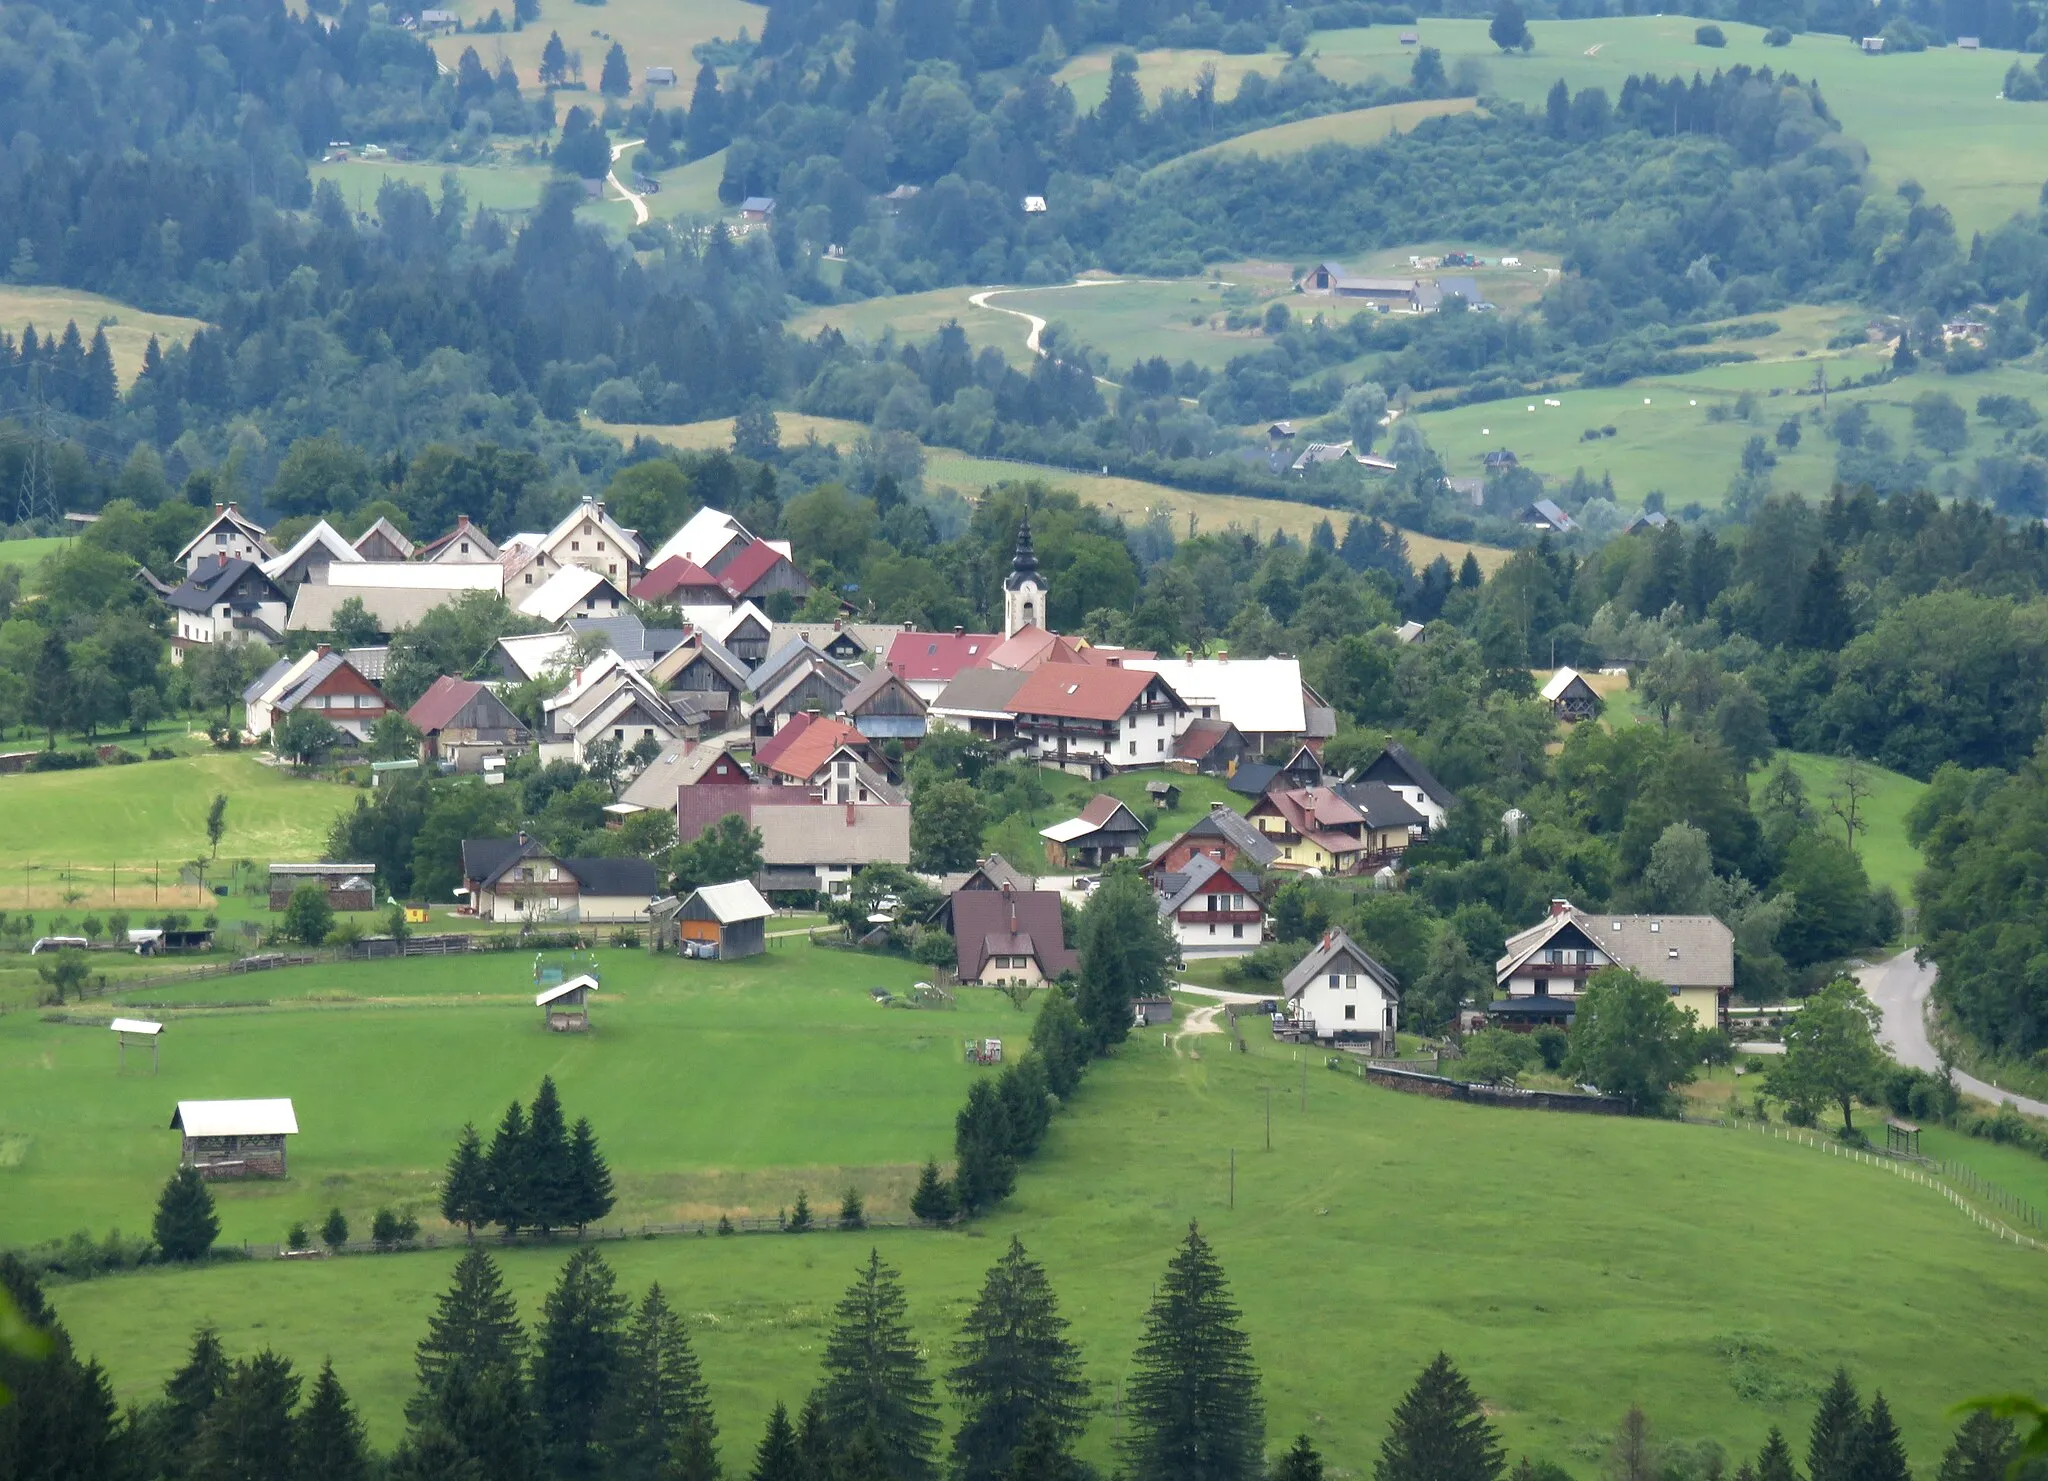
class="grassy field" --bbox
[39,999,2048,1466]
[1175,96,1481,161]
[789,285,1036,366]
[585,412,870,452]
[0,285,208,387]
[308,158,556,217]
[1780,752,1928,900]
[980,769,1247,874]
[0,535,71,571]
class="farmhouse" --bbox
[951,884,1076,986]
[1541,667,1602,722]
[1282,931,1400,1046]
[518,565,630,624]
[1520,498,1576,533]
[261,519,362,591]
[1149,802,1281,876]
[676,787,911,896]
[840,665,928,743]
[164,558,289,655]
[749,647,860,739]
[644,507,751,572]
[1007,664,1189,777]
[175,504,275,576]
[415,515,499,564]
[645,65,678,86]
[741,196,776,221]
[633,556,732,607]
[461,835,660,922]
[539,654,695,765]
[1158,854,1264,954]
[647,629,751,727]
[1493,899,1734,1029]
[514,497,645,585]
[1350,741,1458,833]
[1128,656,1326,753]
[887,626,1002,700]
[1249,785,1377,874]
[1172,716,1252,774]
[1038,794,1149,869]
[931,854,1037,905]
[1227,745,1327,801]
[268,862,376,911]
[753,713,871,786]
[662,880,771,959]
[243,647,388,742]
[170,1098,298,1179]
[405,676,530,768]
[352,516,415,562]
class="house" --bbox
[540,656,696,765]
[1395,620,1426,644]
[512,498,644,588]
[171,1099,298,1180]
[1281,931,1400,1047]
[1484,448,1521,472]
[1038,794,1149,870]
[676,787,911,897]
[1249,785,1376,874]
[537,976,595,1032]
[716,539,810,604]
[286,562,502,635]
[491,630,577,684]
[267,862,376,912]
[661,880,771,959]
[841,666,928,744]
[1431,275,1488,310]
[646,628,751,727]
[951,884,1076,986]
[1622,511,1670,535]
[1007,664,1189,777]
[887,627,1002,701]
[753,712,871,786]
[352,517,415,563]
[261,520,362,591]
[1157,854,1264,955]
[564,613,686,669]
[1226,745,1327,801]
[175,504,275,576]
[1520,498,1576,533]
[1291,441,1354,473]
[1541,667,1601,722]
[929,666,1030,741]
[683,601,773,664]
[460,834,660,921]
[645,64,679,85]
[164,558,289,655]
[406,676,530,769]
[518,565,630,624]
[615,738,751,813]
[1172,717,1251,775]
[1021,195,1048,214]
[932,854,1037,903]
[1350,741,1457,833]
[1492,899,1733,1030]
[633,556,733,607]
[749,647,860,739]
[243,646,389,741]
[1128,656,1317,754]
[1301,264,1421,308]
[770,621,900,668]
[741,197,776,222]
[645,507,754,573]
[1334,781,1427,861]
[1149,802,1281,876]
[416,515,499,564]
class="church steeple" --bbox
[1002,517,1046,638]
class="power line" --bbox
[13,366,56,526]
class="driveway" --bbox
[1858,950,2048,1119]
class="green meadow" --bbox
[32,967,2048,1467]
[0,535,72,572]
[1173,95,1481,162]
[1779,752,1929,900]
[0,285,208,386]
[980,769,1247,874]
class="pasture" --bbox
[1173,95,1481,161]
[308,158,556,217]
[0,535,71,571]
[1779,752,1928,900]
[980,769,1247,874]
[41,993,2048,1466]
[0,285,208,387]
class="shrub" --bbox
[717,1213,734,1235]
[370,1208,418,1248]
[26,750,99,772]
[609,927,641,948]
[1695,23,1726,45]
[326,920,364,949]
[1534,1024,1570,1071]
[287,1221,310,1250]
[321,1208,349,1248]
[1764,25,1792,44]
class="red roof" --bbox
[1078,793,1140,827]
[985,625,1080,671]
[632,556,725,602]
[717,540,794,598]
[675,785,819,843]
[406,676,483,733]
[1006,663,1161,723]
[887,629,1000,683]
[750,712,816,774]
[758,715,866,781]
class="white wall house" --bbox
[1158,855,1265,955]
[1281,930,1400,1046]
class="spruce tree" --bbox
[295,1360,369,1481]
[534,1247,630,1481]
[387,1423,487,1481]
[1856,1395,1910,1481]
[948,1237,1090,1481]
[153,1166,221,1261]
[0,1256,122,1481]
[602,1283,716,1481]
[1273,1435,1327,1481]
[795,1395,834,1479]
[153,1324,233,1474]
[812,1250,941,1481]
[1374,1353,1504,1481]
[789,1189,814,1232]
[413,1360,542,1481]
[997,1056,1052,1157]
[441,1123,490,1236]
[1027,990,1089,1099]
[749,1402,803,1481]
[1606,1405,1657,1481]
[190,1352,300,1481]
[487,1099,531,1233]
[1756,1426,1799,1481]
[909,1161,956,1224]
[600,41,631,95]
[1004,1413,1090,1481]
[1807,1369,1864,1481]
[1124,1223,1264,1481]
[1937,1411,2020,1481]
[411,1246,528,1416]
[527,1076,577,1234]
[567,1116,615,1232]
[954,1080,1017,1215]
[840,1187,867,1230]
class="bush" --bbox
[326,920,364,949]
[287,1221,310,1250]
[370,1208,419,1249]
[716,1214,734,1235]
[26,750,99,772]
[609,927,641,948]
[1764,25,1792,44]
[1534,1024,1570,1071]
[321,1207,349,1248]
[1695,24,1726,45]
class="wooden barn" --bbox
[537,974,597,1032]
[666,880,772,960]
[170,1098,298,1179]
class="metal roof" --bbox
[683,879,772,923]
[110,1018,163,1036]
[536,974,599,1007]
[171,1099,298,1137]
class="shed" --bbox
[646,65,679,85]
[1145,780,1182,810]
[1541,667,1601,722]
[1860,35,1885,50]
[112,1017,163,1072]
[740,196,776,222]
[170,1099,298,1179]
[1133,995,1173,1027]
[1399,28,1419,42]
[269,862,376,911]
[672,880,772,960]
[1021,194,1048,213]
[537,974,598,1032]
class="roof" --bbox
[568,613,684,665]
[1292,441,1354,471]
[1525,499,1577,531]
[519,565,625,623]
[267,861,376,875]
[1007,663,1163,723]
[346,645,390,681]
[1173,717,1241,763]
[353,516,416,559]
[1541,667,1597,702]
[174,506,273,564]
[1080,793,1144,828]
[1127,657,1306,735]
[715,539,795,597]
[1040,816,1104,844]
[741,196,775,212]
[754,654,858,716]
[755,713,868,781]
[888,629,1001,683]
[952,888,1076,980]
[647,629,751,692]
[261,520,362,581]
[165,558,281,613]
[416,515,500,562]
[1172,805,1281,868]
[1281,931,1401,1000]
[171,1099,299,1137]
[536,974,598,1008]
[1158,854,1261,915]
[617,739,747,809]
[110,1017,163,1036]
[770,622,900,662]
[327,563,503,592]
[1338,781,1427,832]
[1497,904,1734,989]
[932,665,1031,716]
[752,801,909,867]
[565,856,660,896]
[1357,742,1458,811]
[1228,762,1282,798]
[287,582,473,634]
[682,879,772,923]
[632,556,727,602]
[407,675,486,733]
[936,854,1038,894]
[985,624,1090,671]
[841,664,927,717]
[537,498,644,564]
[494,630,576,681]
[647,508,749,571]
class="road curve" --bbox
[1858,949,2048,1119]
[607,139,650,227]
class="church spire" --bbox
[1002,515,1045,638]
[1007,517,1039,586]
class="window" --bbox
[1329,973,1341,990]
[1208,922,1216,936]
[1157,740,1165,754]
[1233,923,1245,939]
[1343,1004,1356,1021]
[1128,742,1136,756]
[571,540,580,551]
[548,896,559,913]
[1533,978,1550,997]
[459,542,470,553]
[597,540,606,552]
[1156,712,1165,726]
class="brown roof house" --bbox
[1006,664,1189,778]
[406,676,531,769]
[1493,899,1733,1030]
[1038,794,1149,870]
[951,883,1078,987]
[460,834,660,923]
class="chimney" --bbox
[953,625,965,638]
[845,803,856,826]
[1549,898,1571,917]
[1217,650,1229,663]
[316,643,331,657]
[833,619,843,632]
[595,499,606,514]
[1320,929,1332,951]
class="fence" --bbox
[1936,1157,2045,1233]
[243,1212,937,1262]
[1361,1061,1630,1115]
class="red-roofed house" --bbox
[886,628,1001,701]
[633,556,732,606]
[1249,785,1409,874]
[754,712,871,785]
[985,624,1083,671]
[951,884,1078,986]
[406,676,530,769]
[1006,665,1189,777]
[717,540,809,604]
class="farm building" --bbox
[1282,931,1400,1047]
[406,676,530,769]
[1227,745,1327,800]
[952,884,1077,986]
[268,862,376,911]
[1541,668,1601,722]
[741,196,776,221]
[662,879,772,959]
[243,646,388,743]
[1493,899,1733,1030]
[841,666,929,744]
[537,975,597,1032]
[1301,264,1421,307]
[1520,498,1576,533]
[718,541,811,604]
[416,515,499,564]
[633,556,733,607]
[260,519,361,592]
[646,64,678,85]
[171,1098,299,1179]
[1148,803,1281,877]
[1038,794,1149,869]
[1145,779,1181,810]
[1172,717,1251,775]
[1128,656,1328,753]
[352,516,415,562]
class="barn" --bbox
[666,880,772,959]
[171,1099,299,1179]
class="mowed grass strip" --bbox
[47,1024,2048,1466]
[980,769,1248,874]
[0,285,208,387]
[1170,96,1480,163]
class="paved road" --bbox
[1858,949,2048,1119]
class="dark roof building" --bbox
[951,885,1077,984]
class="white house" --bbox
[261,520,363,590]
[646,507,751,571]
[175,504,275,576]
[539,652,693,765]
[163,558,290,655]
[1004,663,1191,778]
[1281,930,1401,1047]
[460,835,660,923]
[1126,656,1323,753]
[507,498,646,591]
[1492,899,1733,1030]
[518,564,630,624]
[1157,854,1264,955]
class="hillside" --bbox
[0,285,208,386]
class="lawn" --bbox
[0,535,71,572]
[584,412,871,453]
[1779,752,1928,900]
[43,1017,2048,1468]
[789,285,1035,367]
[980,769,1248,874]
[1172,96,1481,162]
[0,285,208,387]
[307,158,557,217]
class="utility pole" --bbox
[14,366,56,528]
[1229,1148,1235,1210]
[1264,1086,1271,1151]
[1300,1049,1307,1113]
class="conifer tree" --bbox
[1124,1223,1264,1481]
[840,1187,867,1230]
[153,1324,233,1474]
[749,1402,804,1481]
[685,62,727,158]
[1273,1435,1327,1481]
[812,1250,941,1480]
[295,1360,369,1481]
[1004,1413,1091,1481]
[487,1099,531,1233]
[567,1116,614,1232]
[154,1166,221,1262]
[387,1424,486,1481]
[540,31,569,86]
[954,1080,1017,1215]
[909,1160,956,1224]
[1606,1405,1657,1481]
[190,1352,300,1481]
[1807,1370,1864,1481]
[789,1189,814,1232]
[600,42,631,95]
[527,1076,577,1234]
[535,1247,630,1480]
[1374,1353,1503,1481]
[0,1255,123,1481]
[1856,1395,1910,1481]
[948,1237,1090,1481]
[997,1056,1052,1157]
[441,1123,490,1235]
[141,334,164,382]
[412,1361,542,1481]
[411,1246,528,1417]
[1027,990,1089,1098]
[1937,1411,2020,1481]
[83,327,118,417]
[795,1395,834,1479]
[602,1283,716,1481]
[1756,1426,1799,1481]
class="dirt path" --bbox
[608,139,650,227]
